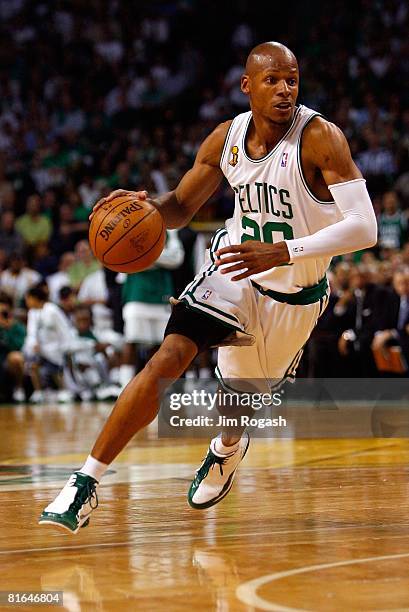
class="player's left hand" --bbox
[215,240,290,281]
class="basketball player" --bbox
[39,42,377,532]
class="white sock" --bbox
[119,364,135,388]
[199,367,211,379]
[79,455,108,482]
[214,436,240,456]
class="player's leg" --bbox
[39,333,197,533]
[188,341,266,510]
[39,302,232,533]
[189,290,328,510]
[90,333,197,464]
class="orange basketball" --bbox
[89,195,166,273]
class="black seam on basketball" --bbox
[102,208,156,259]
[104,217,165,266]
[91,197,143,254]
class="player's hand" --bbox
[89,189,149,221]
[215,240,290,281]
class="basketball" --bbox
[89,195,166,273]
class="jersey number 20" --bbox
[241,216,294,266]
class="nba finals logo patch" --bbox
[229,145,239,167]
[281,152,288,167]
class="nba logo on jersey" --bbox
[281,152,288,167]
[202,289,212,300]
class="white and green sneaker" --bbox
[38,472,98,534]
[188,433,250,509]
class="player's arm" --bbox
[215,118,377,281]
[90,122,230,228]
[284,118,378,262]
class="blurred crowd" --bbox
[0,0,409,400]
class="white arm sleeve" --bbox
[285,178,378,262]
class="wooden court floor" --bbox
[0,401,409,611]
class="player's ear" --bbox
[241,74,250,95]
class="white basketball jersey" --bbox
[220,104,343,293]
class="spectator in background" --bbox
[46,252,75,303]
[50,204,87,256]
[15,194,53,247]
[0,211,24,256]
[64,305,121,400]
[119,229,184,388]
[32,242,58,277]
[337,265,392,376]
[58,286,77,320]
[77,268,111,332]
[0,291,26,402]
[67,240,100,290]
[356,129,397,194]
[23,284,75,403]
[307,273,349,378]
[371,267,409,371]
[0,252,41,306]
[78,174,101,211]
[378,191,408,250]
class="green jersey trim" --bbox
[251,276,328,305]
[180,295,242,332]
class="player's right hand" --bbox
[89,189,149,221]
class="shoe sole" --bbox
[188,435,250,510]
[38,516,90,535]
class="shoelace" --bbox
[71,476,99,514]
[196,449,235,479]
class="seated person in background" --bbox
[371,266,409,372]
[119,229,184,388]
[58,285,77,321]
[64,305,121,401]
[0,291,26,402]
[337,264,392,376]
[67,240,101,290]
[77,267,112,332]
[15,193,53,247]
[46,252,75,303]
[23,284,76,403]
[0,252,41,307]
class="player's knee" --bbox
[144,335,197,380]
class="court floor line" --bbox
[235,551,409,612]
[2,523,409,556]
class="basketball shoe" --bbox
[38,472,98,534]
[188,433,250,509]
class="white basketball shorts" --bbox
[179,228,329,391]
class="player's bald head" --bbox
[245,42,297,75]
